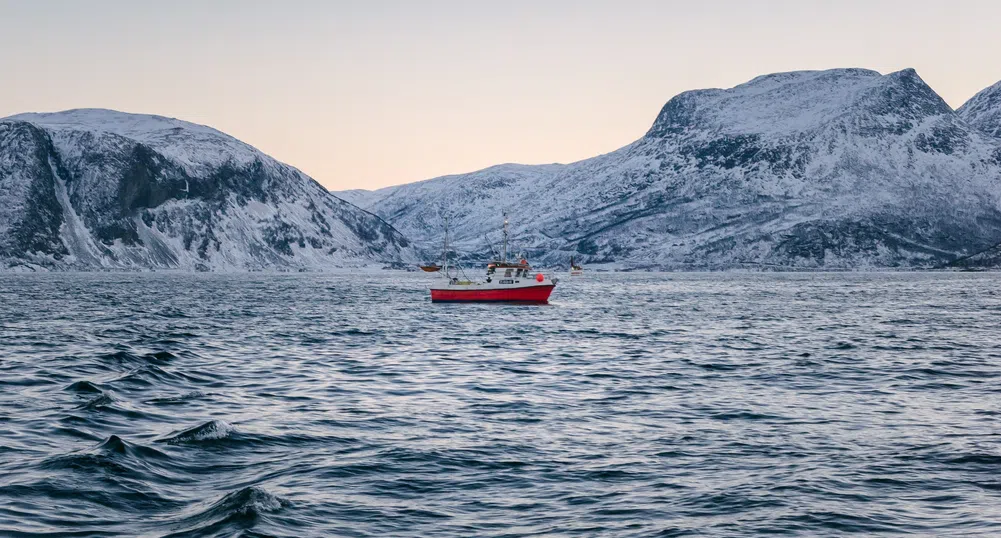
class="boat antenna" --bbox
[502,212,509,264]
[443,215,449,277]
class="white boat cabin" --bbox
[486,260,534,283]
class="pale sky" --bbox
[2,0,1000,191]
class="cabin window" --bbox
[505,269,513,277]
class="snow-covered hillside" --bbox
[959,80,1001,139]
[0,109,414,271]
[348,69,1001,270]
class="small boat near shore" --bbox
[430,215,557,303]
[569,255,584,276]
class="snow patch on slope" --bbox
[49,157,107,267]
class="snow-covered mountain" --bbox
[348,68,1001,270]
[0,109,414,271]
[960,80,1001,139]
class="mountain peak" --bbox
[5,108,226,139]
[5,109,263,176]
[958,80,1001,138]
[646,68,948,138]
[743,67,882,88]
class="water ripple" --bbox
[2,271,1001,536]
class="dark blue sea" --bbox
[3,272,1001,537]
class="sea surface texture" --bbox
[2,272,1001,537]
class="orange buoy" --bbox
[536,273,545,282]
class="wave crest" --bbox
[160,486,290,536]
[157,420,234,445]
[65,380,104,393]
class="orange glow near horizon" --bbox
[2,1,1000,191]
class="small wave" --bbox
[96,434,170,460]
[106,365,212,388]
[77,392,116,410]
[220,486,290,515]
[148,351,179,362]
[42,435,169,472]
[65,380,105,393]
[154,420,345,449]
[696,362,741,371]
[159,486,290,537]
[108,365,176,387]
[0,375,52,388]
[945,453,1001,466]
[69,390,146,419]
[35,436,178,515]
[157,420,235,445]
[156,306,190,319]
[710,411,780,422]
[98,350,176,366]
[143,391,208,406]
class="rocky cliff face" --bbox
[0,109,414,271]
[349,69,1001,270]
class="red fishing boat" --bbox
[430,216,557,303]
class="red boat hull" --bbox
[431,284,555,303]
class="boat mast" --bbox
[502,213,509,263]
[443,216,449,275]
